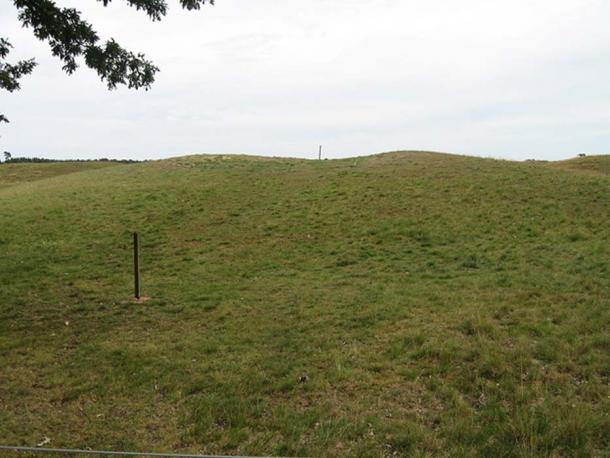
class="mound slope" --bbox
[0,152,608,456]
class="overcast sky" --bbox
[1,0,609,160]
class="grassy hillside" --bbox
[0,152,608,457]
[546,155,610,176]
[0,161,123,191]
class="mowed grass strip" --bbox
[0,152,608,457]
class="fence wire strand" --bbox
[0,445,251,458]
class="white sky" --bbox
[1,0,609,160]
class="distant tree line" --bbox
[1,152,140,164]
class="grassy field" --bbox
[546,155,610,176]
[0,161,121,191]
[0,152,608,457]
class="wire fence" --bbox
[0,445,251,458]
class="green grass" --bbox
[545,155,610,176]
[0,152,608,457]
[0,161,122,191]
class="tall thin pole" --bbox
[133,232,140,299]
[318,145,322,160]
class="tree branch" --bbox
[3,1,214,125]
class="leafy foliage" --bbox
[1,0,214,122]
[0,38,37,122]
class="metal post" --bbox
[133,232,140,299]
[318,145,322,160]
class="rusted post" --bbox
[133,232,140,299]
